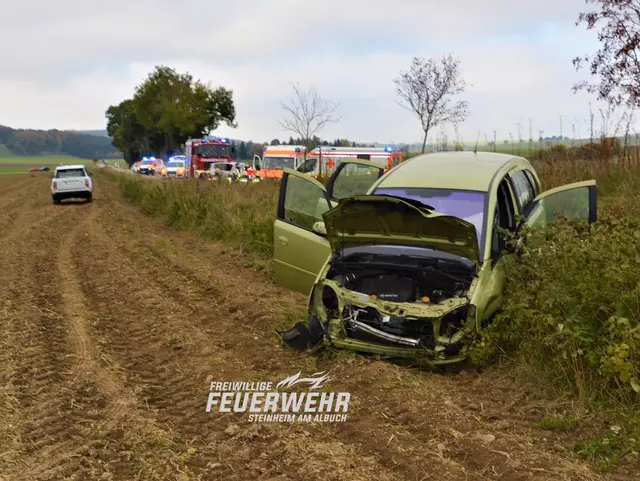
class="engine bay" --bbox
[326,259,474,305]
[320,255,476,350]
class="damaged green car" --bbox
[274,152,597,364]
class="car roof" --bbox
[375,151,529,192]
[55,164,86,170]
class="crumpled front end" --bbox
[278,254,478,365]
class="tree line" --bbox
[0,125,120,158]
[106,66,236,164]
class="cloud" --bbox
[0,0,628,143]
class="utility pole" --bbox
[513,118,523,155]
[529,118,533,154]
[538,129,544,152]
[559,114,564,139]
[573,117,581,145]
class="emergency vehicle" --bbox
[296,146,402,177]
[255,145,306,179]
[184,136,235,178]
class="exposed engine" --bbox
[328,265,471,305]
[322,258,475,350]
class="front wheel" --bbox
[87,194,93,203]
[52,196,60,205]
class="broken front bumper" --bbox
[277,280,474,365]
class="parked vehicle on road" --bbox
[51,164,93,204]
[274,152,597,364]
[185,136,235,178]
[138,157,164,175]
[254,145,307,179]
[297,146,402,177]
[162,156,187,178]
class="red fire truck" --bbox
[184,136,235,178]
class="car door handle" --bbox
[278,236,289,246]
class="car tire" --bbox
[87,194,93,203]
[52,196,60,204]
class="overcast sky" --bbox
[0,0,630,144]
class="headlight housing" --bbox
[439,306,469,340]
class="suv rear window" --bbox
[56,168,86,178]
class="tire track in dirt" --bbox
[63,180,402,480]
[0,172,623,480]
[0,184,89,479]
[0,179,194,480]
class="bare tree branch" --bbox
[278,83,340,148]
[574,0,640,108]
[394,54,470,153]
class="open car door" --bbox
[274,160,384,295]
[524,180,597,228]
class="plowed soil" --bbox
[0,173,631,480]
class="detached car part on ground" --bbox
[274,153,597,365]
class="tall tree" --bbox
[106,100,153,164]
[573,0,640,108]
[130,65,236,156]
[279,83,339,150]
[394,55,469,153]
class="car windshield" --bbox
[141,160,153,165]
[195,144,230,158]
[372,187,487,254]
[263,156,294,169]
[167,161,184,167]
[56,168,86,178]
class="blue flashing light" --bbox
[263,146,267,152]
[294,147,301,152]
[384,146,393,152]
[219,138,227,143]
[142,157,148,160]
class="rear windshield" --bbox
[56,168,86,178]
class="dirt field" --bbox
[0,173,629,481]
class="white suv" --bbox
[51,164,93,204]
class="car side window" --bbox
[523,169,539,197]
[491,179,516,259]
[331,163,381,199]
[509,170,536,213]
[283,176,330,230]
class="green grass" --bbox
[0,154,96,174]
[0,155,92,164]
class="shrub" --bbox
[468,216,640,403]
[108,171,279,260]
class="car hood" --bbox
[322,195,480,263]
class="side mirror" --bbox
[312,221,327,236]
[50,174,54,179]
[88,172,93,177]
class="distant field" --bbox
[0,144,15,157]
[0,155,103,174]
